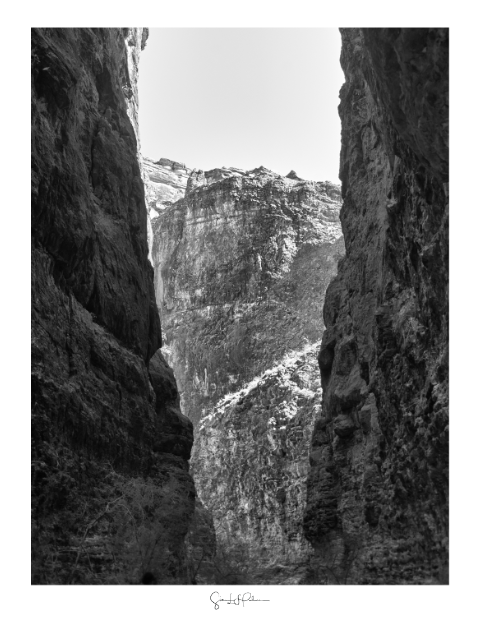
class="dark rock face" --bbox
[32,28,159,360]
[31,28,195,584]
[303,28,448,584]
[150,165,343,582]
[286,170,302,180]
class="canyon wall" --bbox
[303,28,448,584]
[150,166,343,582]
[31,28,195,584]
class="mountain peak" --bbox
[286,170,301,180]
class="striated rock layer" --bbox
[150,165,343,582]
[31,28,195,584]
[303,28,448,584]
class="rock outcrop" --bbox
[31,28,195,584]
[150,165,343,582]
[143,157,191,216]
[303,28,449,584]
[142,157,191,263]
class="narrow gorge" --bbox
[31,27,448,585]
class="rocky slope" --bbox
[31,28,195,584]
[150,166,343,582]
[303,28,449,584]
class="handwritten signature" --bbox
[210,592,270,610]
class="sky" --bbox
[138,29,344,183]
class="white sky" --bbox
[138,29,344,183]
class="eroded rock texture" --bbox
[150,166,343,582]
[143,157,191,216]
[142,157,191,262]
[31,28,195,584]
[303,28,448,584]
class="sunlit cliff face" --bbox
[147,160,343,583]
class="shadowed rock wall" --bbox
[303,28,448,585]
[31,28,195,584]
